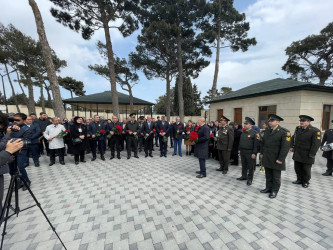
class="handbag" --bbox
[72,137,82,145]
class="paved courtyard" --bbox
[1,147,333,250]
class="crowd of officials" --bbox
[0,111,332,201]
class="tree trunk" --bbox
[212,19,221,99]
[100,7,119,117]
[4,64,20,112]
[25,73,36,114]
[16,70,29,104]
[165,63,171,122]
[39,85,45,112]
[128,84,134,114]
[70,90,74,116]
[43,82,53,109]
[176,32,184,121]
[28,0,65,118]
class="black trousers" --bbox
[265,168,281,193]
[92,139,105,157]
[159,136,168,156]
[50,147,65,163]
[230,152,239,165]
[39,137,50,154]
[127,135,138,156]
[326,158,333,173]
[138,136,144,151]
[74,150,85,162]
[241,152,255,180]
[294,161,312,184]
[144,134,154,155]
[217,150,230,171]
[121,134,126,151]
[110,135,121,157]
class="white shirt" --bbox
[43,124,66,149]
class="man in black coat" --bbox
[172,117,184,157]
[88,115,106,161]
[36,112,51,156]
[321,119,333,176]
[125,113,140,159]
[142,115,155,157]
[195,118,210,178]
[290,115,321,188]
[156,116,170,157]
[107,115,122,160]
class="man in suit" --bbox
[88,114,106,161]
[172,117,184,157]
[260,114,290,198]
[216,116,234,174]
[25,115,41,167]
[321,119,333,176]
[36,112,51,156]
[107,115,122,160]
[195,118,210,178]
[290,115,321,188]
[125,113,140,159]
[142,115,155,157]
[156,116,170,157]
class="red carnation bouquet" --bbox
[57,129,69,138]
[107,125,123,139]
[160,130,168,142]
[189,131,199,143]
[209,133,214,138]
[96,129,105,137]
[195,126,200,131]
[185,126,191,132]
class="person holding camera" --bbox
[9,113,33,191]
[43,117,66,166]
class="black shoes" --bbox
[34,163,40,167]
[80,160,86,163]
[302,183,309,188]
[247,180,252,186]
[91,157,96,161]
[145,154,148,158]
[186,152,189,156]
[160,154,163,157]
[269,192,277,198]
[216,168,222,171]
[237,177,247,181]
[117,156,121,159]
[292,180,302,184]
[164,155,167,157]
[134,155,139,158]
[127,156,131,159]
[149,154,153,157]
[322,172,332,176]
[172,153,176,156]
[101,156,105,161]
[75,161,79,165]
[260,188,271,193]
[222,171,228,174]
[196,174,206,178]
[60,161,65,165]
[49,162,55,166]
[110,156,115,160]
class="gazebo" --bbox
[63,91,154,118]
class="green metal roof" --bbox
[63,91,154,105]
[207,78,333,104]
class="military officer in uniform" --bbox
[237,117,260,185]
[124,113,140,159]
[290,115,321,188]
[216,116,234,174]
[321,119,333,176]
[260,114,290,198]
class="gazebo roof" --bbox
[63,91,154,105]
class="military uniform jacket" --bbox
[125,120,140,134]
[260,125,290,171]
[239,129,260,154]
[290,125,321,164]
[321,128,333,160]
[216,126,234,151]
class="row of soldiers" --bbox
[216,113,328,199]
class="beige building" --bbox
[207,78,333,132]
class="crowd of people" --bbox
[0,111,332,200]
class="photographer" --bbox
[9,113,33,191]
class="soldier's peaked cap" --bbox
[220,115,230,122]
[299,115,314,121]
[244,117,255,125]
[268,114,284,121]
[129,113,136,118]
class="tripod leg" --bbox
[0,176,15,250]
[18,176,67,250]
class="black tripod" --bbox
[0,157,67,250]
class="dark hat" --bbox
[129,113,136,118]
[244,117,255,125]
[220,115,230,122]
[299,115,314,121]
[268,114,284,121]
[139,116,144,120]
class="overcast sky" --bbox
[1,0,333,104]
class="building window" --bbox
[217,109,223,121]
[258,105,276,128]
[234,108,242,124]
[322,105,331,130]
